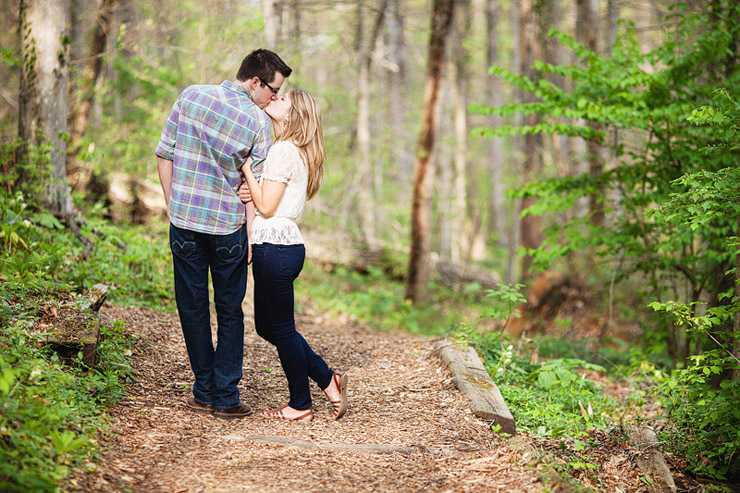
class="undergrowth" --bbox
[0,139,172,491]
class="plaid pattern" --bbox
[155,80,271,235]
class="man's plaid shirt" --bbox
[155,80,271,235]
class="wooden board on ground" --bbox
[434,338,516,435]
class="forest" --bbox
[1,0,739,491]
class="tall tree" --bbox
[518,0,544,278]
[405,0,455,303]
[18,0,73,216]
[263,0,279,48]
[576,0,604,227]
[355,0,388,246]
[385,0,410,182]
[486,0,506,248]
[68,0,117,189]
[450,0,470,263]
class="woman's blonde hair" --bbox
[276,89,325,200]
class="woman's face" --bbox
[265,93,293,126]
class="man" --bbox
[155,49,292,419]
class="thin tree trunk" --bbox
[518,0,543,279]
[387,0,409,183]
[486,0,506,248]
[437,80,452,259]
[607,0,620,52]
[68,0,117,189]
[263,0,278,47]
[356,0,388,246]
[450,0,470,263]
[18,0,73,216]
[577,0,605,227]
[405,0,455,303]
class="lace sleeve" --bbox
[262,141,298,184]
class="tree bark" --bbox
[386,0,410,183]
[486,0,506,248]
[576,0,605,227]
[405,0,455,303]
[263,0,278,48]
[518,0,544,279]
[355,0,388,247]
[450,0,470,263]
[18,0,73,216]
[68,0,117,189]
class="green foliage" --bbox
[472,2,740,316]
[459,327,619,438]
[0,137,171,490]
[646,89,740,481]
[480,283,526,322]
[298,263,489,336]
[657,349,740,480]
[0,313,134,491]
[472,2,740,480]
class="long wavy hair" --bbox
[275,89,325,200]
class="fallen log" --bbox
[302,229,501,289]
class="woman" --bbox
[240,89,348,421]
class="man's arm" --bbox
[157,157,173,207]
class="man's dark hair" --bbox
[236,49,292,83]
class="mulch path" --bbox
[68,300,555,492]
[68,298,705,492]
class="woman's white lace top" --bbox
[250,141,307,245]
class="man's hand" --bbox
[238,177,253,203]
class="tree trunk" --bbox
[405,0,455,303]
[576,0,605,227]
[450,0,470,263]
[437,80,451,259]
[606,0,620,52]
[486,0,506,248]
[263,0,278,48]
[18,0,73,216]
[355,0,388,247]
[518,0,543,279]
[68,0,117,189]
[386,0,410,183]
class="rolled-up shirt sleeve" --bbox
[154,98,180,160]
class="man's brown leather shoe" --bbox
[186,396,215,414]
[213,402,253,419]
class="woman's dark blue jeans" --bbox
[170,223,247,411]
[252,243,333,411]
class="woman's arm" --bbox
[240,161,286,217]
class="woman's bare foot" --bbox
[263,405,313,421]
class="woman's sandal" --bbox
[263,405,313,421]
[328,372,349,420]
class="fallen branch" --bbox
[218,433,453,457]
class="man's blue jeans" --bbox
[252,243,333,411]
[170,223,247,410]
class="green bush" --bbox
[0,138,165,490]
[0,314,134,491]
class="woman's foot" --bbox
[263,405,313,421]
[325,372,349,420]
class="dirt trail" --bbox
[71,303,553,492]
